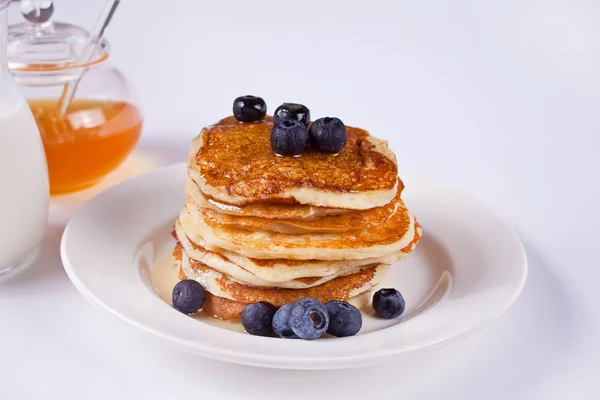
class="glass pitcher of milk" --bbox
[0,0,49,280]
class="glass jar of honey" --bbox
[7,1,143,195]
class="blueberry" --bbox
[273,103,311,127]
[325,300,362,337]
[233,95,267,122]
[172,280,206,315]
[373,288,405,319]
[241,302,277,337]
[272,303,299,339]
[308,117,348,153]
[289,298,330,340]
[270,119,309,156]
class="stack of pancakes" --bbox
[173,116,421,319]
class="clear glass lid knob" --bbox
[20,0,55,25]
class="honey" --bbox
[29,99,143,195]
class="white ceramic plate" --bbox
[61,163,527,370]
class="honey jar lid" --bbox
[7,0,109,84]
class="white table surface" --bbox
[2,0,599,398]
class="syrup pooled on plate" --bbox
[29,99,143,195]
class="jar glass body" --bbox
[13,58,143,195]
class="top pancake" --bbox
[188,116,399,210]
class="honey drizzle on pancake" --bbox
[195,116,398,201]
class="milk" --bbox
[0,1,48,279]
[0,93,49,278]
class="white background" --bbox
[1,0,599,398]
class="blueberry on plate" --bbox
[289,298,330,340]
[270,119,309,156]
[373,288,405,319]
[325,300,362,337]
[272,303,299,339]
[273,103,311,127]
[233,95,267,122]
[308,117,348,153]
[172,279,206,315]
[241,302,277,337]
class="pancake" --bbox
[199,290,375,319]
[186,179,351,220]
[190,182,403,234]
[174,245,380,320]
[173,245,247,319]
[177,221,370,289]
[179,198,416,260]
[176,244,389,308]
[187,116,399,210]
[202,286,374,320]
[169,113,423,320]
[203,291,248,320]
[176,218,422,283]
